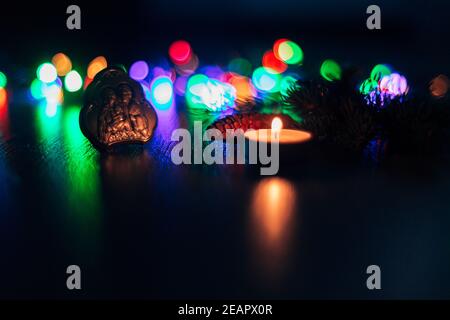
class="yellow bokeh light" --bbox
[278,42,294,62]
[52,53,72,77]
[87,56,108,79]
[228,74,256,104]
[0,88,7,107]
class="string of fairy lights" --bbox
[0,38,420,117]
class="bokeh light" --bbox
[201,65,224,80]
[37,63,58,83]
[30,79,47,100]
[359,78,378,95]
[430,74,449,98]
[44,101,59,118]
[129,60,149,81]
[87,56,107,79]
[227,74,256,104]
[43,82,64,104]
[174,76,188,96]
[320,59,342,81]
[252,67,281,93]
[262,50,287,74]
[379,73,408,96]
[64,70,83,92]
[274,39,303,65]
[186,74,236,112]
[141,83,152,101]
[51,53,72,76]
[175,54,199,76]
[370,64,391,81]
[83,76,93,90]
[169,40,192,65]
[228,58,252,77]
[0,71,7,89]
[0,88,7,107]
[150,76,174,110]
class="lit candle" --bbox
[244,117,312,144]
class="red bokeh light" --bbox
[83,76,93,90]
[262,50,287,74]
[273,38,288,61]
[169,40,192,65]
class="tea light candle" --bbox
[244,117,312,144]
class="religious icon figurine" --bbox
[80,67,157,150]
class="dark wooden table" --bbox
[1,94,450,299]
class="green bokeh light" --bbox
[186,74,210,109]
[30,79,47,99]
[228,58,252,77]
[359,78,378,95]
[278,41,303,65]
[370,64,391,82]
[0,71,7,88]
[252,67,281,93]
[320,59,342,82]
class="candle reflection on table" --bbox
[249,177,299,282]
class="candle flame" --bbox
[271,117,283,132]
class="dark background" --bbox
[1,1,450,85]
[1,1,450,300]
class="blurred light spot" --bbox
[274,39,303,65]
[83,76,93,90]
[187,74,236,112]
[359,78,378,95]
[252,67,281,93]
[129,60,149,81]
[45,101,59,118]
[169,40,192,65]
[262,50,287,74]
[0,71,7,89]
[370,64,391,82]
[139,82,151,101]
[64,70,83,92]
[87,56,107,79]
[55,77,63,88]
[201,65,224,80]
[0,88,7,107]
[37,63,58,83]
[174,76,188,96]
[30,79,47,100]
[227,74,256,104]
[228,58,252,77]
[175,54,199,76]
[430,74,449,98]
[43,82,64,104]
[320,59,342,81]
[379,73,408,95]
[51,53,72,76]
[150,76,174,110]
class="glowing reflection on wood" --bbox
[250,177,298,280]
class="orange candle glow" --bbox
[244,117,312,144]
